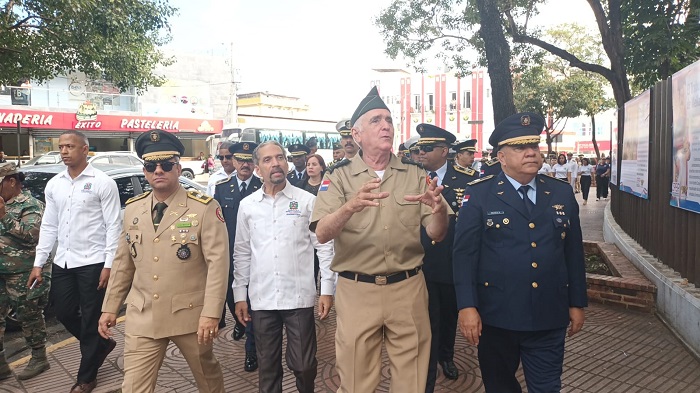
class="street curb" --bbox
[9,315,126,369]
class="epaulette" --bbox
[215,177,231,186]
[187,190,213,204]
[486,159,500,166]
[401,157,424,169]
[547,175,570,184]
[467,175,494,186]
[453,165,476,176]
[126,191,150,205]
[328,158,351,174]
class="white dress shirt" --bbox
[206,168,234,196]
[34,164,121,269]
[426,161,448,186]
[233,181,335,311]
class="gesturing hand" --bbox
[347,178,390,213]
[404,176,445,214]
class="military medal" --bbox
[191,220,199,227]
[486,219,494,227]
[190,235,197,241]
[503,218,510,225]
[126,233,131,242]
[171,235,177,242]
[133,217,139,225]
[177,244,191,260]
[130,243,137,258]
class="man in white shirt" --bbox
[567,152,579,192]
[234,140,335,393]
[206,141,235,196]
[29,130,121,393]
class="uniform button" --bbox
[531,242,536,248]
[532,282,538,288]
[496,224,500,228]
[188,303,193,309]
[529,223,535,229]
[531,262,538,268]
[154,238,160,243]
[153,257,159,262]
[153,275,159,281]
[153,294,159,299]
[384,226,388,230]
[431,240,436,245]
[484,282,489,287]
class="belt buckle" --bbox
[375,275,387,285]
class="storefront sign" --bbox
[0,107,222,133]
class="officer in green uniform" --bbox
[0,163,51,380]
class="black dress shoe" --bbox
[232,323,245,341]
[244,351,258,372]
[440,360,459,380]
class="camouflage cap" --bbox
[0,162,19,181]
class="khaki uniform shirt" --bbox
[311,154,451,275]
[102,186,229,339]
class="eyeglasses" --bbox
[216,154,233,160]
[143,161,177,172]
[418,145,447,153]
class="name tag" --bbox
[487,211,504,216]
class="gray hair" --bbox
[219,141,233,150]
[253,140,286,166]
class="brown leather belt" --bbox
[338,266,422,285]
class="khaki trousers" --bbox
[335,271,431,393]
[122,332,224,393]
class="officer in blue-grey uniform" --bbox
[480,150,501,177]
[453,112,587,393]
[214,142,262,372]
[414,124,478,392]
[287,143,310,187]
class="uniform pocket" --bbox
[126,289,145,312]
[394,193,420,227]
[172,290,205,313]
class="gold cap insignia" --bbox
[150,131,160,142]
[521,115,531,126]
[243,143,250,151]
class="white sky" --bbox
[166,0,597,120]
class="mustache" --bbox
[270,167,284,175]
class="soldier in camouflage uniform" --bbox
[0,163,51,380]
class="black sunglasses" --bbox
[216,154,233,160]
[144,161,177,172]
[418,145,447,153]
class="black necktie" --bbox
[518,185,534,215]
[429,172,438,180]
[153,202,167,227]
[297,172,303,180]
[240,182,247,195]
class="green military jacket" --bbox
[0,190,44,274]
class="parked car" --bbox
[87,151,143,167]
[22,154,63,166]
[5,164,205,330]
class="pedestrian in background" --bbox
[234,141,335,393]
[206,141,235,196]
[311,87,450,392]
[551,154,569,181]
[0,163,50,381]
[99,129,229,393]
[579,157,594,205]
[538,153,552,175]
[453,112,587,393]
[30,130,121,393]
[596,157,611,201]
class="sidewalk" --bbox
[2,191,700,392]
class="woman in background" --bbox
[579,158,594,205]
[551,154,570,181]
[298,154,327,291]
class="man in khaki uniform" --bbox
[99,129,229,393]
[311,87,450,393]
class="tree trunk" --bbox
[474,0,517,125]
[591,114,601,160]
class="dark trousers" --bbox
[313,251,320,291]
[222,262,255,352]
[596,175,609,199]
[425,280,458,393]
[252,307,317,393]
[51,263,110,383]
[478,325,567,393]
[580,176,592,200]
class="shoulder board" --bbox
[453,165,476,176]
[187,190,214,204]
[547,175,570,184]
[126,191,150,205]
[215,177,231,186]
[467,175,494,186]
[486,159,500,166]
[328,158,351,174]
[401,157,424,169]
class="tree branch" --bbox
[504,10,617,84]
